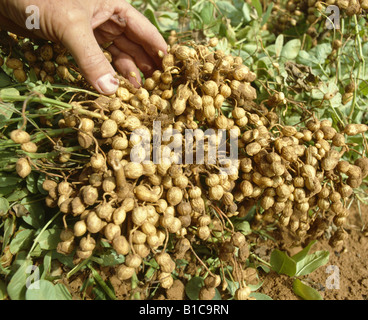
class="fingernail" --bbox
[129,75,142,88]
[96,73,119,95]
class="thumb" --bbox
[61,21,119,95]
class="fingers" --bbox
[113,35,156,77]
[93,19,122,43]
[107,44,142,88]
[61,18,119,95]
[116,3,168,68]
[94,20,156,77]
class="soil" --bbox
[61,203,368,301]
[258,203,368,300]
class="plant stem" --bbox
[20,146,83,159]
[250,253,272,268]
[0,94,107,120]
[88,264,117,300]
[26,210,61,260]
[67,258,90,279]
[349,14,365,120]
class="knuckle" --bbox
[63,7,87,25]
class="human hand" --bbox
[0,0,168,94]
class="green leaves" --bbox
[294,252,329,277]
[0,87,20,100]
[185,276,204,300]
[271,240,329,277]
[270,249,297,277]
[88,265,116,300]
[275,34,284,60]
[270,241,329,300]
[0,279,7,300]
[0,197,9,217]
[200,2,214,25]
[280,39,302,61]
[144,8,162,34]
[185,276,221,300]
[251,0,263,17]
[9,229,36,255]
[21,197,45,229]
[292,279,323,301]
[25,280,72,300]
[0,69,13,88]
[0,102,14,129]
[233,219,252,236]
[0,174,22,188]
[7,258,33,300]
[6,254,72,300]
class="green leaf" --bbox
[0,102,14,129]
[2,215,15,251]
[295,251,330,277]
[281,39,301,61]
[0,186,14,197]
[185,276,204,300]
[213,288,222,300]
[28,68,38,83]
[144,8,162,33]
[248,280,263,291]
[0,87,20,99]
[41,251,52,279]
[183,278,222,300]
[200,2,214,25]
[233,220,251,235]
[98,250,125,267]
[0,175,22,187]
[270,249,297,277]
[54,283,72,300]
[359,81,368,95]
[25,279,56,300]
[6,188,29,202]
[0,279,7,300]
[291,240,317,263]
[26,172,39,194]
[9,229,36,254]
[53,251,75,269]
[261,2,274,26]
[89,265,116,300]
[225,277,239,296]
[7,258,33,300]
[0,69,12,88]
[275,34,284,59]
[249,292,273,300]
[216,1,242,25]
[36,173,48,195]
[225,22,237,47]
[257,59,270,79]
[37,228,62,251]
[26,280,72,300]
[0,197,9,217]
[292,279,323,300]
[242,3,251,22]
[314,43,332,64]
[251,0,263,17]
[21,197,45,229]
